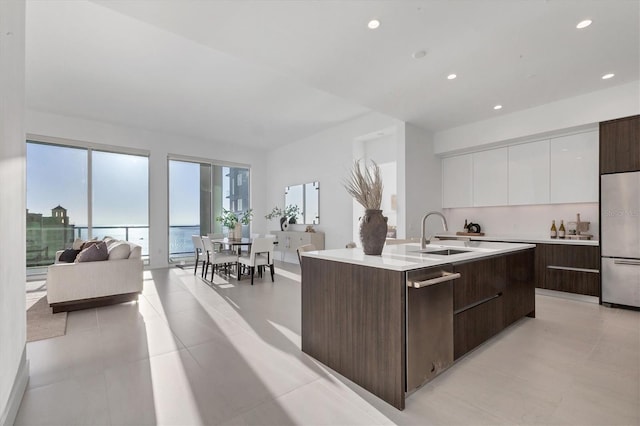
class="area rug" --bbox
[27,295,67,342]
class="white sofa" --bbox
[46,241,143,313]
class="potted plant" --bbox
[215,208,240,239]
[284,204,303,224]
[240,209,253,226]
[343,159,387,255]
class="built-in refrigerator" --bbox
[601,171,640,308]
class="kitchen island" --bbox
[300,240,535,410]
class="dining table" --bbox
[211,237,253,255]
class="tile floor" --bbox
[17,262,640,425]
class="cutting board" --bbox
[456,231,485,236]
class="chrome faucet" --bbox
[421,211,449,249]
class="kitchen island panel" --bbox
[301,256,406,410]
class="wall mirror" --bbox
[285,181,320,224]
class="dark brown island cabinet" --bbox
[301,247,535,410]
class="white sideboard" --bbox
[272,231,325,262]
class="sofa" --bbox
[46,239,144,313]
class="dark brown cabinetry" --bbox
[452,250,535,360]
[600,115,640,174]
[535,244,600,296]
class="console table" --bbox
[272,231,325,262]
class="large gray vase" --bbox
[359,209,388,255]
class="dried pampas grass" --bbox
[343,159,383,210]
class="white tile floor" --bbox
[17,262,640,425]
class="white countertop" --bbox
[435,233,599,246]
[302,240,535,272]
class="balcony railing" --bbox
[26,225,206,271]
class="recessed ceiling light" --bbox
[412,50,427,59]
[367,19,380,29]
[576,19,592,29]
[447,74,457,80]
[493,105,503,110]
[602,73,615,80]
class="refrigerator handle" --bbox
[614,259,640,266]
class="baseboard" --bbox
[0,346,29,426]
[535,288,599,304]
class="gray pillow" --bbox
[108,242,131,260]
[76,241,109,262]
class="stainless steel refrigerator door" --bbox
[601,171,640,258]
[602,258,640,307]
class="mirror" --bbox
[284,181,320,225]
[304,181,319,224]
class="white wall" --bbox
[434,81,640,155]
[443,203,599,240]
[404,123,443,239]
[26,110,269,269]
[266,112,403,251]
[0,1,28,424]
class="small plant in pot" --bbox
[343,159,387,255]
[216,208,242,239]
[284,204,303,224]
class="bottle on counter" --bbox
[550,220,557,239]
[558,220,566,239]
[464,219,468,232]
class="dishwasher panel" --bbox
[406,265,456,393]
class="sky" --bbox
[27,142,148,226]
[27,142,239,228]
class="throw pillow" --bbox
[81,240,99,250]
[58,249,81,263]
[108,242,131,260]
[76,241,109,262]
[72,238,85,250]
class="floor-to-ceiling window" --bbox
[168,157,250,263]
[26,140,149,275]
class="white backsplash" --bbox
[443,203,599,240]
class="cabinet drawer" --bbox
[544,268,600,296]
[454,295,503,360]
[453,256,506,311]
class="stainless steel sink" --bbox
[423,249,472,256]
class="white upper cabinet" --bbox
[441,130,598,208]
[549,131,598,203]
[442,154,472,208]
[473,148,508,206]
[508,140,550,205]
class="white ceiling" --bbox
[26,0,640,149]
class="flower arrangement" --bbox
[215,208,239,229]
[265,206,284,221]
[265,204,302,222]
[343,159,383,210]
[240,208,253,226]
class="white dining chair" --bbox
[202,237,238,279]
[296,244,316,265]
[191,235,206,277]
[237,237,275,285]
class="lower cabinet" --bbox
[535,244,600,296]
[454,296,503,360]
[453,249,535,360]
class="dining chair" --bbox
[191,235,206,277]
[202,237,238,279]
[296,244,316,265]
[237,237,275,285]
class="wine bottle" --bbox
[558,220,566,239]
[550,220,557,239]
[464,219,468,232]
